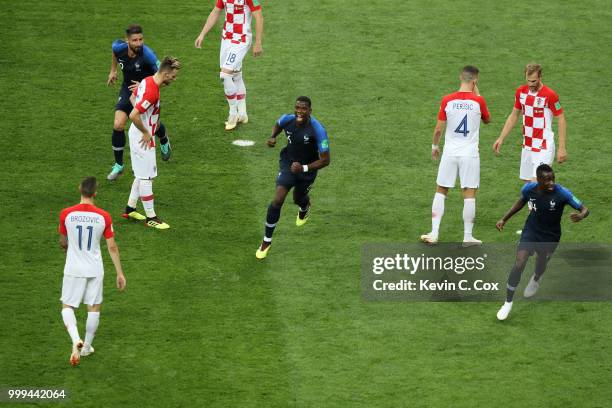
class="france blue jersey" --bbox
[276,115,329,166]
[520,183,583,242]
[112,40,159,86]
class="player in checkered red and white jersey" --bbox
[493,63,567,182]
[195,0,264,130]
[123,57,181,230]
[421,66,490,247]
[59,177,126,366]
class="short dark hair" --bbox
[296,96,312,108]
[80,177,98,198]
[159,56,181,72]
[126,24,143,36]
[460,65,479,82]
[536,163,554,178]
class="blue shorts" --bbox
[276,165,317,196]
[518,230,559,255]
[115,84,133,115]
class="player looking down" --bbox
[195,0,264,131]
[495,164,589,321]
[58,177,126,366]
[421,66,490,246]
[107,24,172,181]
[493,63,567,182]
[122,56,181,230]
[256,96,330,259]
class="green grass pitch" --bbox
[1,0,611,406]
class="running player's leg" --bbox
[497,248,531,320]
[524,243,558,298]
[293,176,315,226]
[230,42,249,123]
[123,178,145,220]
[220,41,239,130]
[257,185,290,258]
[459,156,480,246]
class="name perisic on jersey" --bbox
[452,102,475,110]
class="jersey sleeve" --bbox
[514,87,522,110]
[112,40,127,55]
[277,114,294,129]
[479,96,490,121]
[102,212,115,239]
[58,209,68,235]
[437,96,449,121]
[547,90,564,116]
[215,0,224,9]
[312,119,330,153]
[520,182,537,201]
[142,45,160,73]
[246,0,262,11]
[134,80,158,113]
[558,185,583,210]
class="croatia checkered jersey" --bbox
[514,85,563,152]
[132,76,160,146]
[59,204,114,278]
[438,92,490,157]
[216,0,261,44]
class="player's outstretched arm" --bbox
[195,7,223,48]
[431,120,445,161]
[570,205,589,222]
[105,237,126,291]
[59,235,68,252]
[252,9,264,56]
[493,108,521,154]
[266,123,283,147]
[107,53,118,86]
[496,198,527,231]
[556,113,567,163]
[292,151,330,174]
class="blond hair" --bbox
[525,63,542,77]
[160,56,181,72]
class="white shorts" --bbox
[129,124,157,179]
[61,275,103,307]
[520,147,555,180]
[220,40,251,72]
[436,155,480,189]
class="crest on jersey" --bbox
[303,133,310,144]
[549,200,556,211]
[534,97,546,108]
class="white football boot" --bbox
[523,275,540,298]
[496,302,513,321]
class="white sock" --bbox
[221,72,238,115]
[233,71,247,116]
[84,312,100,346]
[61,308,81,345]
[431,192,446,237]
[463,198,476,240]
[139,179,156,218]
[128,178,140,208]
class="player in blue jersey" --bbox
[106,24,172,181]
[495,164,589,320]
[255,96,331,259]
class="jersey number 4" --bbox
[454,115,469,137]
[76,225,94,251]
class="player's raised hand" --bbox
[195,34,205,49]
[128,80,140,92]
[140,133,153,150]
[267,137,276,147]
[107,71,117,86]
[570,212,583,223]
[496,219,506,231]
[253,43,263,57]
[290,162,302,174]
[493,138,503,154]
[116,274,126,291]
[557,147,567,163]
